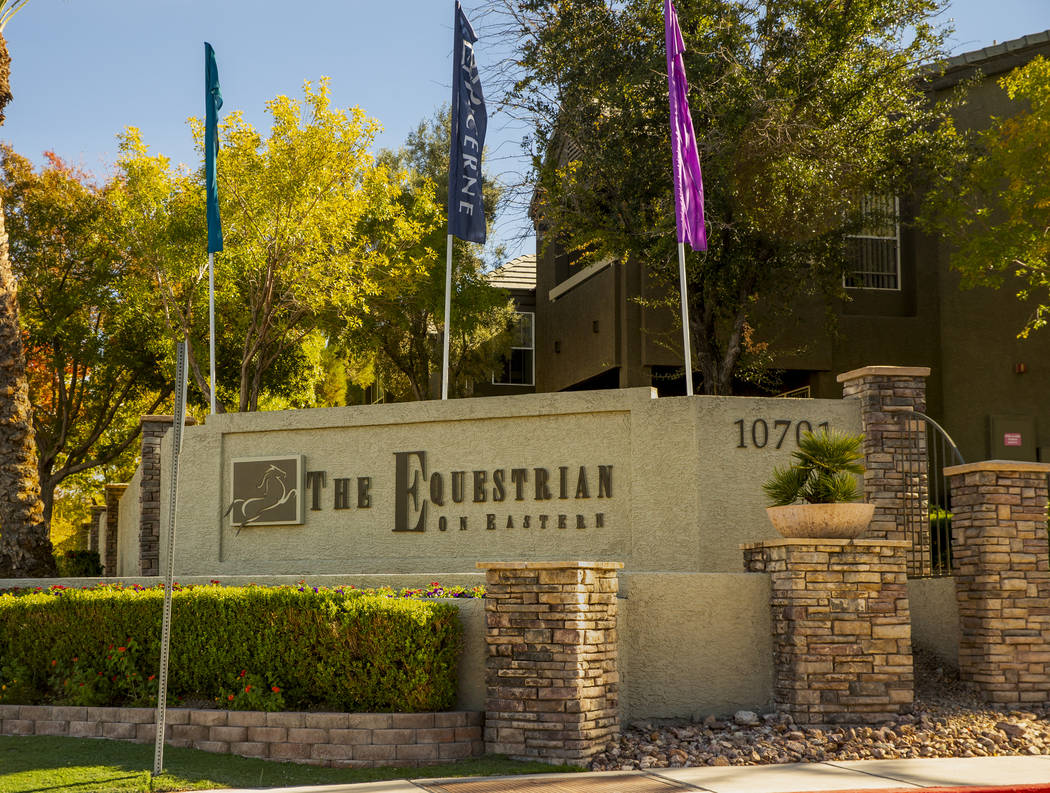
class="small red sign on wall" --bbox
[1004,432,1023,447]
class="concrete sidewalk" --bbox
[197,756,1050,793]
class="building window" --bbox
[493,312,535,386]
[844,194,900,291]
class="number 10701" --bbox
[734,419,830,449]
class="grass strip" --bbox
[0,735,582,793]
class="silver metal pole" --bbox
[152,341,189,777]
[441,233,453,401]
[208,252,216,415]
[677,241,694,396]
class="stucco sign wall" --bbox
[155,388,861,576]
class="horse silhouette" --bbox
[226,464,297,529]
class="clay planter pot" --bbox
[765,502,876,540]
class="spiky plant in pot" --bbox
[763,429,865,505]
[763,429,873,539]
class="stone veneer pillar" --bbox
[945,460,1050,707]
[478,561,622,765]
[103,484,127,576]
[88,504,106,554]
[743,539,914,725]
[837,366,930,545]
[138,415,196,576]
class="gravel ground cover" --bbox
[592,650,1050,771]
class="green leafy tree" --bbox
[0,0,58,577]
[115,79,437,412]
[0,146,171,530]
[490,0,959,394]
[922,55,1050,337]
[350,109,513,401]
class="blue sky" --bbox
[4,0,1048,262]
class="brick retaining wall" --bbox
[0,704,483,768]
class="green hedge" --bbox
[0,585,462,712]
[56,550,103,578]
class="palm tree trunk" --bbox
[0,29,57,577]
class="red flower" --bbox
[72,657,78,662]
[244,685,251,693]
[271,686,280,693]
[227,694,234,701]
[239,670,246,678]
[117,647,126,653]
[148,675,155,681]
[50,660,56,666]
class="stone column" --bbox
[743,539,913,725]
[88,505,106,554]
[75,521,91,551]
[838,366,930,545]
[138,415,196,576]
[945,461,1050,707]
[103,484,127,576]
[478,561,622,765]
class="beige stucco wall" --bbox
[153,389,859,577]
[116,467,142,577]
[907,576,960,667]
[438,572,777,721]
[619,572,773,720]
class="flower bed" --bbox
[0,583,467,713]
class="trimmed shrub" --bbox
[0,585,462,712]
[56,550,103,578]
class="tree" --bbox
[0,146,172,529]
[0,0,58,577]
[921,55,1050,337]
[349,109,512,401]
[116,79,437,412]
[488,0,958,394]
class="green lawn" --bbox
[0,735,582,793]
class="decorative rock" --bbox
[734,711,759,726]
[997,722,1027,739]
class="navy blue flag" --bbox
[205,42,223,253]
[448,2,487,243]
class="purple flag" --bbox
[665,0,707,252]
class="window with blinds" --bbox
[844,194,901,291]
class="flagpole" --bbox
[205,41,223,415]
[677,242,694,396]
[208,253,216,414]
[441,234,453,400]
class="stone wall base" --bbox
[0,704,483,767]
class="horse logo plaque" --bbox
[227,455,304,527]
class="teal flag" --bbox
[205,42,223,253]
